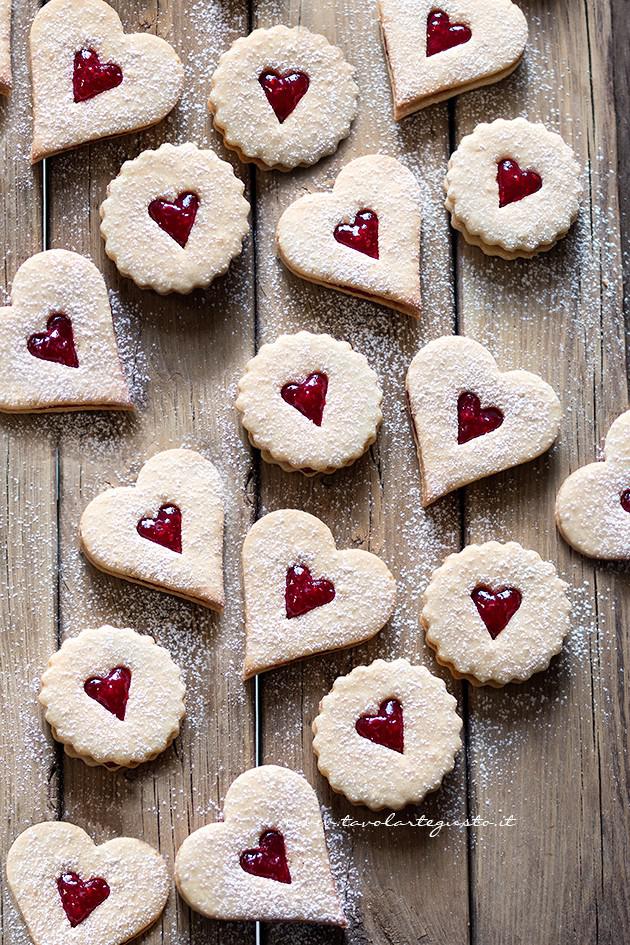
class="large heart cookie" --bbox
[276,154,422,318]
[406,335,561,506]
[378,0,528,118]
[556,410,630,559]
[0,0,11,94]
[312,658,462,810]
[0,250,131,413]
[242,509,397,677]
[175,765,345,925]
[7,822,169,945]
[29,0,184,161]
[80,449,224,609]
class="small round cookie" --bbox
[421,541,571,687]
[312,658,462,811]
[39,625,186,769]
[100,142,250,294]
[444,117,582,259]
[209,25,359,171]
[236,332,382,475]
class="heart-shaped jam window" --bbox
[497,159,543,208]
[148,192,200,248]
[281,372,328,426]
[137,504,182,553]
[471,585,522,639]
[239,829,292,884]
[426,9,472,57]
[57,871,110,927]
[457,392,504,444]
[27,313,79,368]
[258,69,310,123]
[84,666,131,721]
[285,564,335,619]
[621,489,630,513]
[355,698,404,753]
[333,209,379,259]
[73,48,123,103]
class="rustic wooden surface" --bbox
[1,0,628,944]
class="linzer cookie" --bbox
[209,25,358,171]
[312,658,462,810]
[0,0,11,94]
[236,331,383,474]
[445,117,582,258]
[421,541,571,686]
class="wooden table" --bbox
[1,1,628,943]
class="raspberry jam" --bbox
[285,564,335,619]
[621,489,630,513]
[148,192,199,248]
[497,159,543,208]
[355,698,404,753]
[57,872,110,927]
[73,48,123,103]
[333,210,379,259]
[27,313,79,368]
[281,372,328,426]
[137,504,182,553]
[458,392,504,444]
[84,666,131,721]
[240,830,291,884]
[471,585,522,639]
[426,9,472,57]
[259,69,310,123]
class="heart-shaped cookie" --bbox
[175,765,345,925]
[7,822,169,945]
[556,410,630,559]
[313,658,462,810]
[406,336,561,506]
[79,449,224,610]
[0,0,11,95]
[29,0,184,161]
[276,154,422,318]
[0,250,131,413]
[242,509,397,677]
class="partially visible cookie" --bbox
[236,331,383,475]
[556,410,630,559]
[445,117,582,258]
[100,142,250,295]
[421,541,571,687]
[0,0,11,95]
[209,25,358,171]
[312,658,462,810]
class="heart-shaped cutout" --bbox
[242,510,396,677]
[471,585,522,639]
[29,0,184,161]
[148,192,200,248]
[84,665,131,721]
[280,370,328,426]
[406,336,561,506]
[426,9,472,57]
[80,450,224,610]
[285,563,335,618]
[556,410,630,560]
[355,697,404,753]
[175,765,345,924]
[8,822,169,945]
[276,154,422,318]
[497,158,543,207]
[259,69,310,123]
[0,250,130,413]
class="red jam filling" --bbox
[57,872,110,927]
[333,210,379,259]
[281,372,328,426]
[426,9,472,57]
[148,192,199,248]
[471,585,522,639]
[27,313,79,368]
[73,48,123,103]
[84,666,131,721]
[259,69,310,123]
[458,392,504,444]
[621,489,630,513]
[136,504,182,553]
[285,564,335,619]
[497,158,543,208]
[240,829,291,884]
[355,698,404,753]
